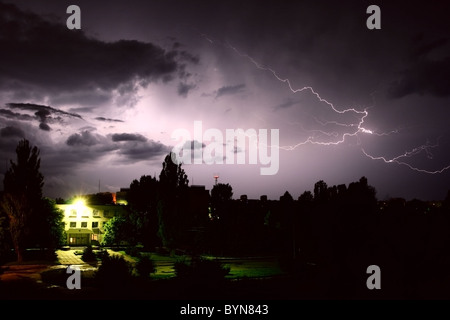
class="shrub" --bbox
[96,248,109,260]
[125,246,141,258]
[81,245,96,262]
[174,257,191,279]
[95,253,132,289]
[135,255,156,278]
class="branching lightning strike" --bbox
[202,34,450,175]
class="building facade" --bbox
[56,202,127,246]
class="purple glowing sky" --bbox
[1,0,450,201]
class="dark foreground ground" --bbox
[1,262,450,301]
[1,247,450,300]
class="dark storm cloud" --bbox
[388,56,450,99]
[117,140,172,161]
[215,84,246,99]
[95,117,125,123]
[0,108,34,121]
[39,122,51,131]
[274,99,300,111]
[178,51,200,65]
[66,130,100,146]
[40,143,118,177]
[178,82,196,97]
[111,133,147,142]
[7,103,82,119]
[0,2,197,104]
[0,126,25,138]
[35,109,51,122]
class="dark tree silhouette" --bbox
[39,198,65,249]
[1,139,64,261]
[159,152,189,190]
[157,152,190,249]
[298,190,313,203]
[0,203,11,263]
[127,175,160,248]
[211,183,233,203]
[211,183,233,215]
[314,180,328,202]
[1,139,44,262]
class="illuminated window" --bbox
[91,234,98,241]
[81,222,87,228]
[69,237,75,244]
[70,222,76,228]
[92,222,98,228]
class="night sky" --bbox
[1,0,449,201]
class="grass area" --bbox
[46,248,284,281]
[140,252,181,262]
[226,261,283,279]
[117,251,284,279]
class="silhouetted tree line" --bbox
[117,153,208,252]
[121,152,450,299]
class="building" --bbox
[114,188,129,205]
[56,199,127,246]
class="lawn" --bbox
[116,251,284,279]
[225,259,284,279]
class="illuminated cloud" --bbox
[66,131,101,147]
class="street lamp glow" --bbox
[74,198,85,209]
[74,198,86,218]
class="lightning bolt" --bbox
[362,139,450,174]
[202,34,450,175]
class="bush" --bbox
[81,245,96,262]
[174,257,192,279]
[135,255,156,278]
[125,246,141,257]
[96,248,109,260]
[96,253,132,289]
